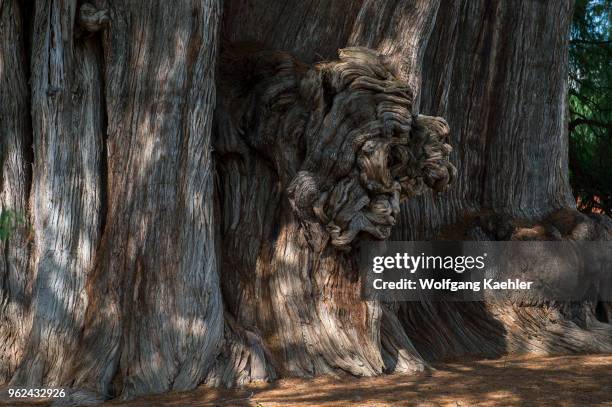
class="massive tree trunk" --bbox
[396,0,576,241]
[0,0,610,405]
[215,0,449,382]
[395,0,612,360]
[2,0,224,403]
[68,1,224,401]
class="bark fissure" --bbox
[94,28,109,251]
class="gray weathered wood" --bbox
[0,0,32,385]
[67,0,224,401]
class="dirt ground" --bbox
[3,354,612,406]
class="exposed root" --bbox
[380,304,429,373]
[494,302,612,355]
[205,314,276,387]
[399,302,507,361]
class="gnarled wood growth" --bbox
[1,0,449,403]
[214,44,456,380]
[219,0,612,372]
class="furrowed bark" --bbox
[396,0,576,241]
[0,0,32,385]
[0,0,609,404]
[393,0,611,362]
[1,0,224,403]
[67,0,224,402]
[7,0,105,388]
[223,0,441,96]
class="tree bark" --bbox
[395,0,576,241]
[223,0,441,100]
[0,0,32,385]
[394,0,612,360]
[2,0,224,404]
[69,0,224,401]
[215,0,449,381]
[0,0,610,404]
[9,0,105,388]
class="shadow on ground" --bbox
[106,354,612,406]
[3,354,611,406]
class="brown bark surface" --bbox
[392,0,612,362]
[214,0,452,383]
[1,0,224,403]
[215,43,454,380]
[70,0,224,401]
[397,0,576,240]
[0,0,610,405]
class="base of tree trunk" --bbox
[398,209,612,362]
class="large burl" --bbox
[217,43,456,250]
[213,43,456,381]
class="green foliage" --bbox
[569,0,612,214]
[0,209,25,241]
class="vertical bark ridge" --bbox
[480,0,574,217]
[8,0,105,388]
[401,0,576,242]
[0,0,33,385]
[69,0,224,401]
[348,0,441,97]
[391,0,466,241]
